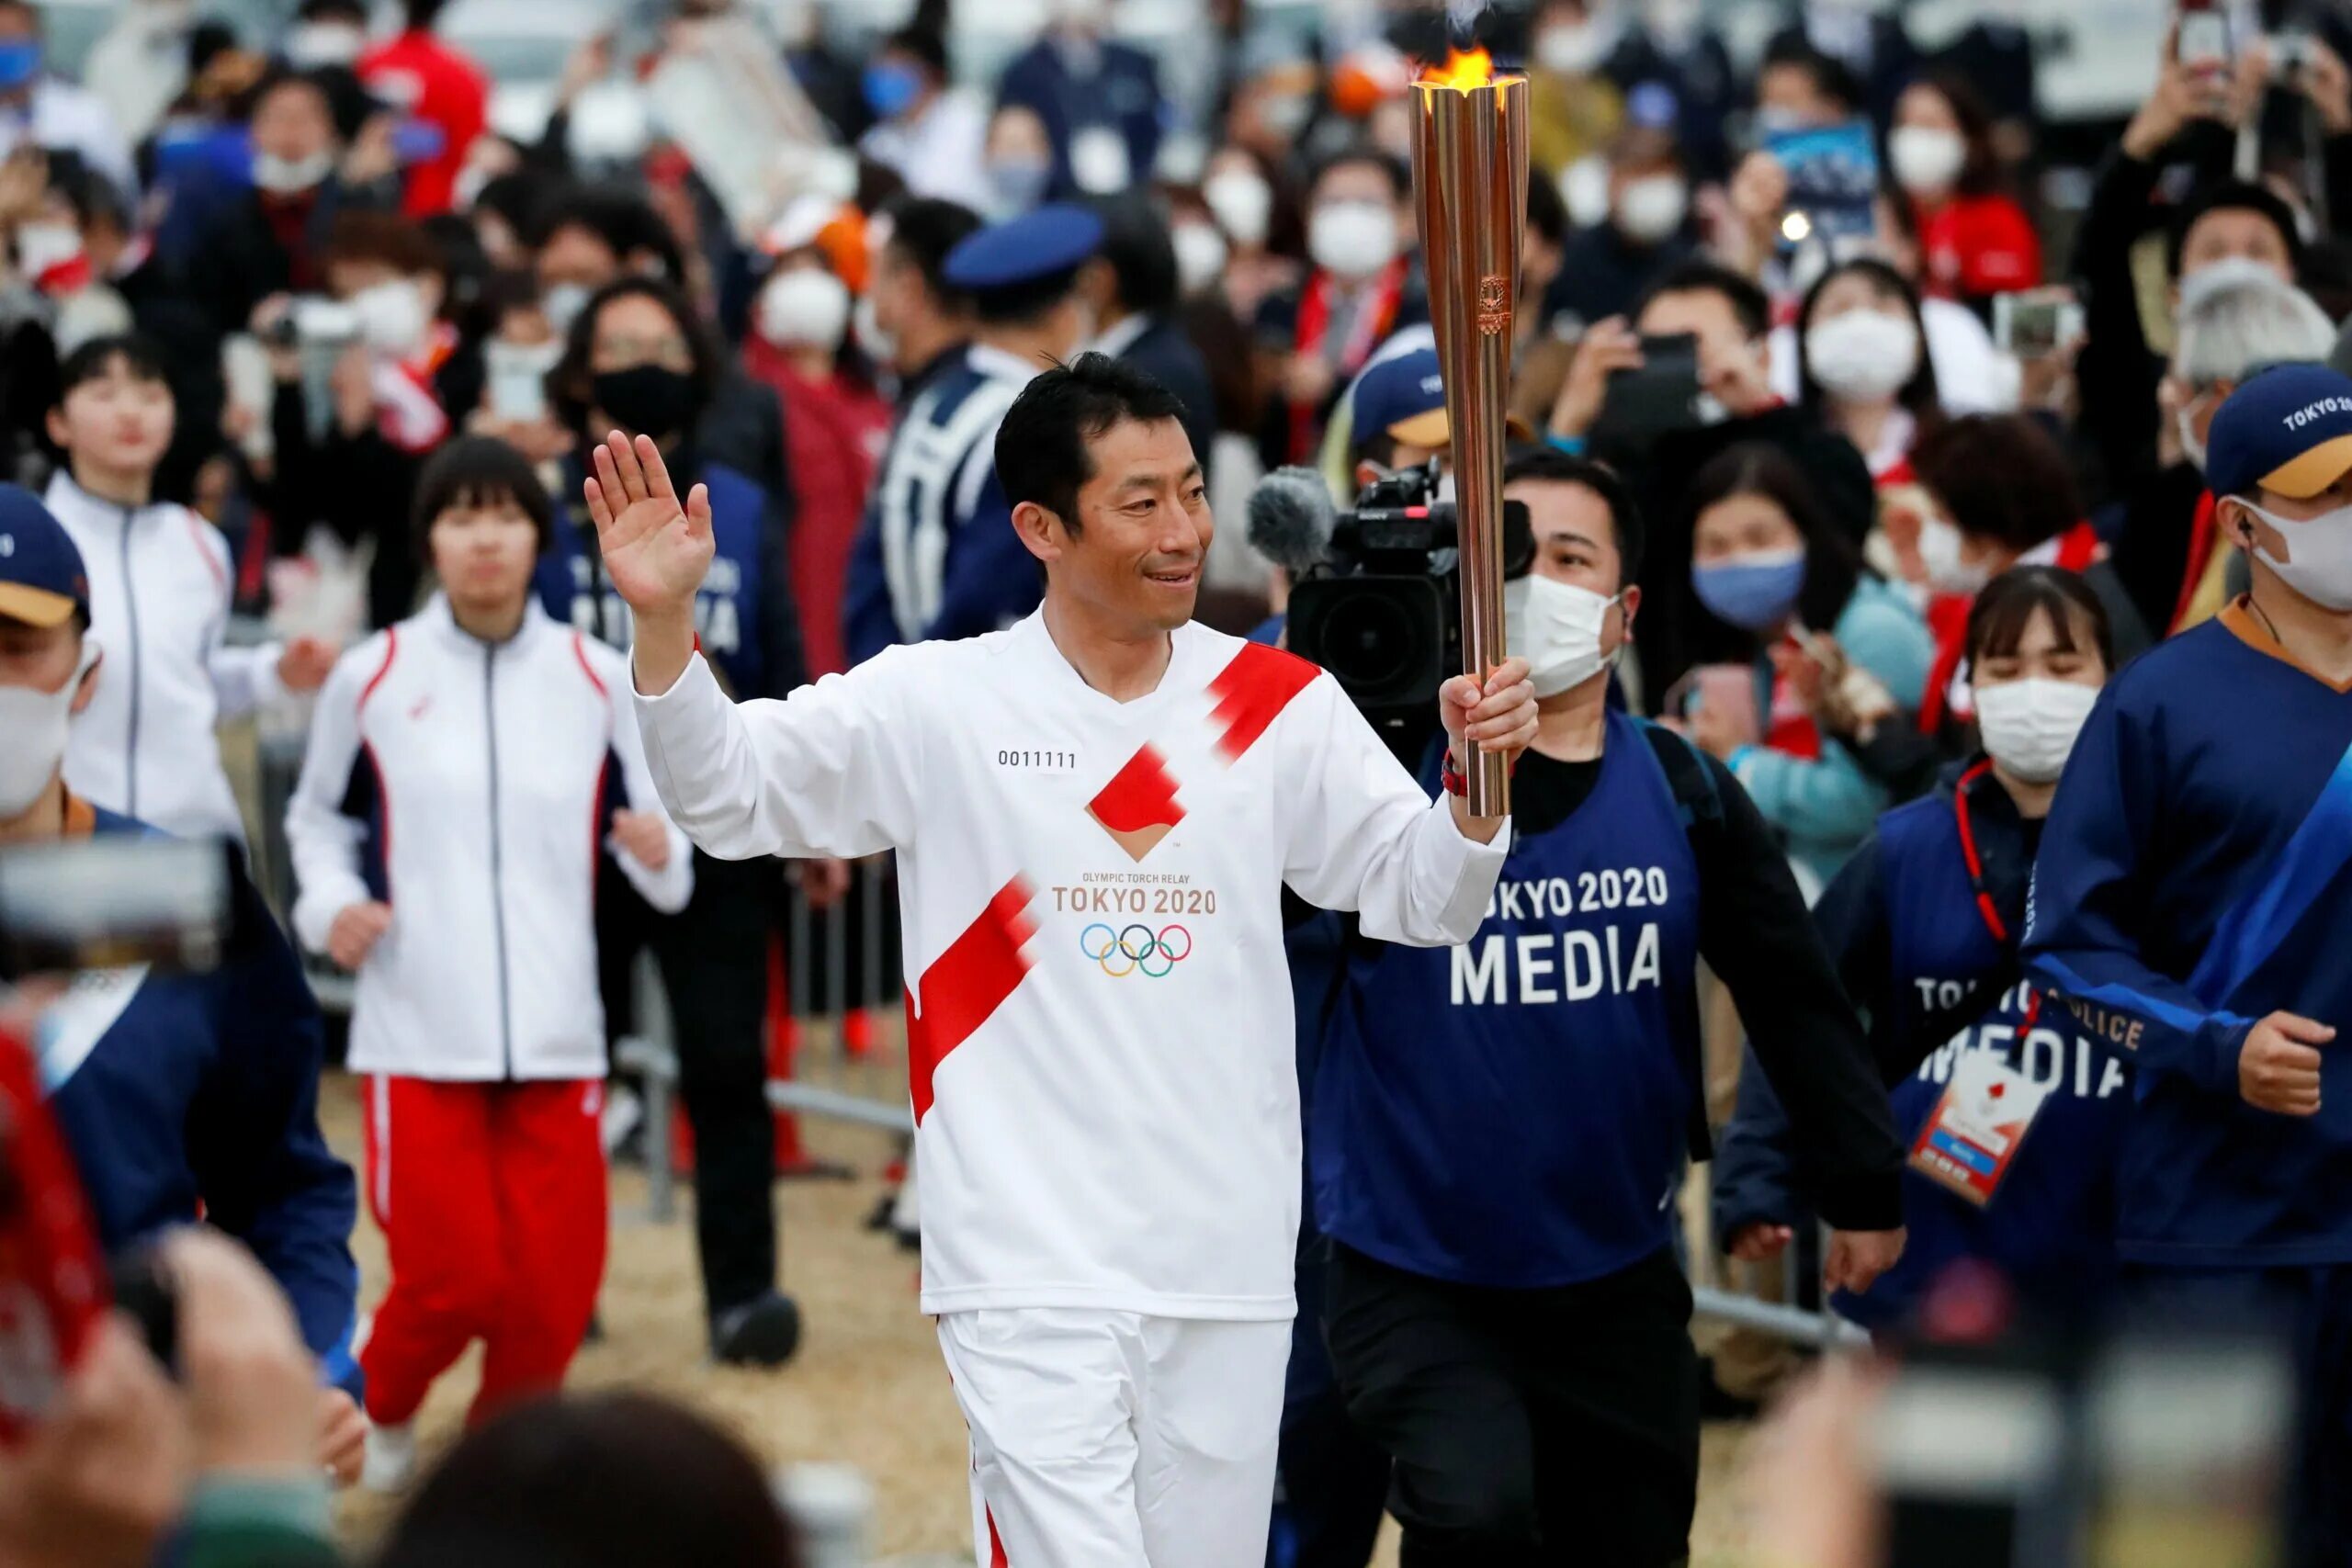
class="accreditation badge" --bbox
[1907,1050,2054,1207]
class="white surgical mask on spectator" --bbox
[2179,253,2290,312]
[252,150,335,195]
[1171,222,1228,297]
[1535,21,1609,74]
[1558,154,1611,230]
[1614,175,1687,243]
[1505,574,1622,696]
[0,641,96,818]
[1203,169,1272,248]
[854,295,896,365]
[2177,398,2210,470]
[12,220,81,282]
[757,268,852,351]
[484,338,562,423]
[2235,498,2352,611]
[353,280,429,355]
[1309,201,1396,279]
[542,283,591,334]
[988,158,1054,216]
[285,21,366,68]
[1973,678,2098,784]
[1805,309,1919,401]
[1261,93,1314,139]
[1916,513,1988,595]
[1888,126,1967,197]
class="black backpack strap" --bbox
[1633,717,1724,837]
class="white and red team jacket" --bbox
[46,473,285,841]
[286,595,692,1082]
[635,610,1508,1321]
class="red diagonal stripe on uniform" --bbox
[906,877,1039,1124]
[1206,641,1319,761]
[1088,743,1185,832]
[987,1506,1010,1567]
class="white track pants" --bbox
[936,1308,1291,1568]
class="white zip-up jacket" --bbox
[46,473,283,840]
[286,595,691,1081]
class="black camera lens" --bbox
[1319,592,1417,691]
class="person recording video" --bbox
[0,484,364,1485]
[1308,446,1903,1568]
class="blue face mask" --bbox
[1691,547,1806,632]
[0,39,41,90]
[862,61,922,120]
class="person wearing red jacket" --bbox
[741,248,893,680]
[357,0,487,219]
[1888,73,2041,310]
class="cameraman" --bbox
[1311,447,1903,1567]
[0,488,364,1483]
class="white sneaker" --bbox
[362,1421,418,1494]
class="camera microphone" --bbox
[1245,466,1339,576]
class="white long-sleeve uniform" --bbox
[46,473,284,840]
[287,595,691,1081]
[636,609,1507,1318]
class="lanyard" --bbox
[1953,759,2042,1032]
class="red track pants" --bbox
[359,1076,608,1427]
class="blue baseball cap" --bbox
[942,204,1106,293]
[0,485,88,630]
[2205,362,2352,501]
[1352,348,1453,450]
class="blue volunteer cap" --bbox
[942,204,1106,292]
[1352,348,1452,449]
[2206,362,2352,502]
[0,485,89,630]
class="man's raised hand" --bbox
[584,431,714,622]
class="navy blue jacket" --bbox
[44,807,359,1391]
[537,455,804,701]
[1715,767,2128,1330]
[995,38,1164,202]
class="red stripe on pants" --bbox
[359,1076,609,1427]
[906,878,1037,1124]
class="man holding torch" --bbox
[591,343,1535,1562]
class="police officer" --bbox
[534,276,807,1368]
[844,203,1105,665]
[1715,567,2128,1337]
[1311,447,1905,1568]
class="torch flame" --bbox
[1422,46,1494,91]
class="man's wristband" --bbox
[1441,747,1519,798]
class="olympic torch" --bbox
[1411,47,1527,818]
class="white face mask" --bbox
[1308,201,1397,279]
[2236,498,2352,611]
[0,641,98,818]
[853,294,897,367]
[1972,678,2098,784]
[1559,154,1612,230]
[2177,393,2211,471]
[757,268,852,351]
[1614,175,1688,244]
[352,279,429,355]
[1805,308,1919,402]
[284,21,366,68]
[1915,513,1988,596]
[1202,169,1272,248]
[13,220,82,282]
[1171,221,1227,296]
[252,149,335,196]
[541,282,591,334]
[2178,254,2289,313]
[484,338,561,423]
[1506,574,1622,697]
[1887,126,1968,197]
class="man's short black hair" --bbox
[1912,413,2082,554]
[995,354,1190,540]
[1503,446,1645,582]
[2168,179,2307,281]
[881,194,982,307]
[1307,144,1408,204]
[1089,193,1179,317]
[412,435,555,558]
[296,0,368,20]
[1760,36,1865,118]
[529,183,687,288]
[1636,258,1771,340]
[884,25,949,79]
[54,333,170,404]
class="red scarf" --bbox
[2172,490,2220,634]
[1287,259,1407,463]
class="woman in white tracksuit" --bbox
[285,436,691,1489]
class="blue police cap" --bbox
[2206,362,2352,501]
[943,204,1106,292]
[0,484,89,629]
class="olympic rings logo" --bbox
[1079,922,1193,978]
